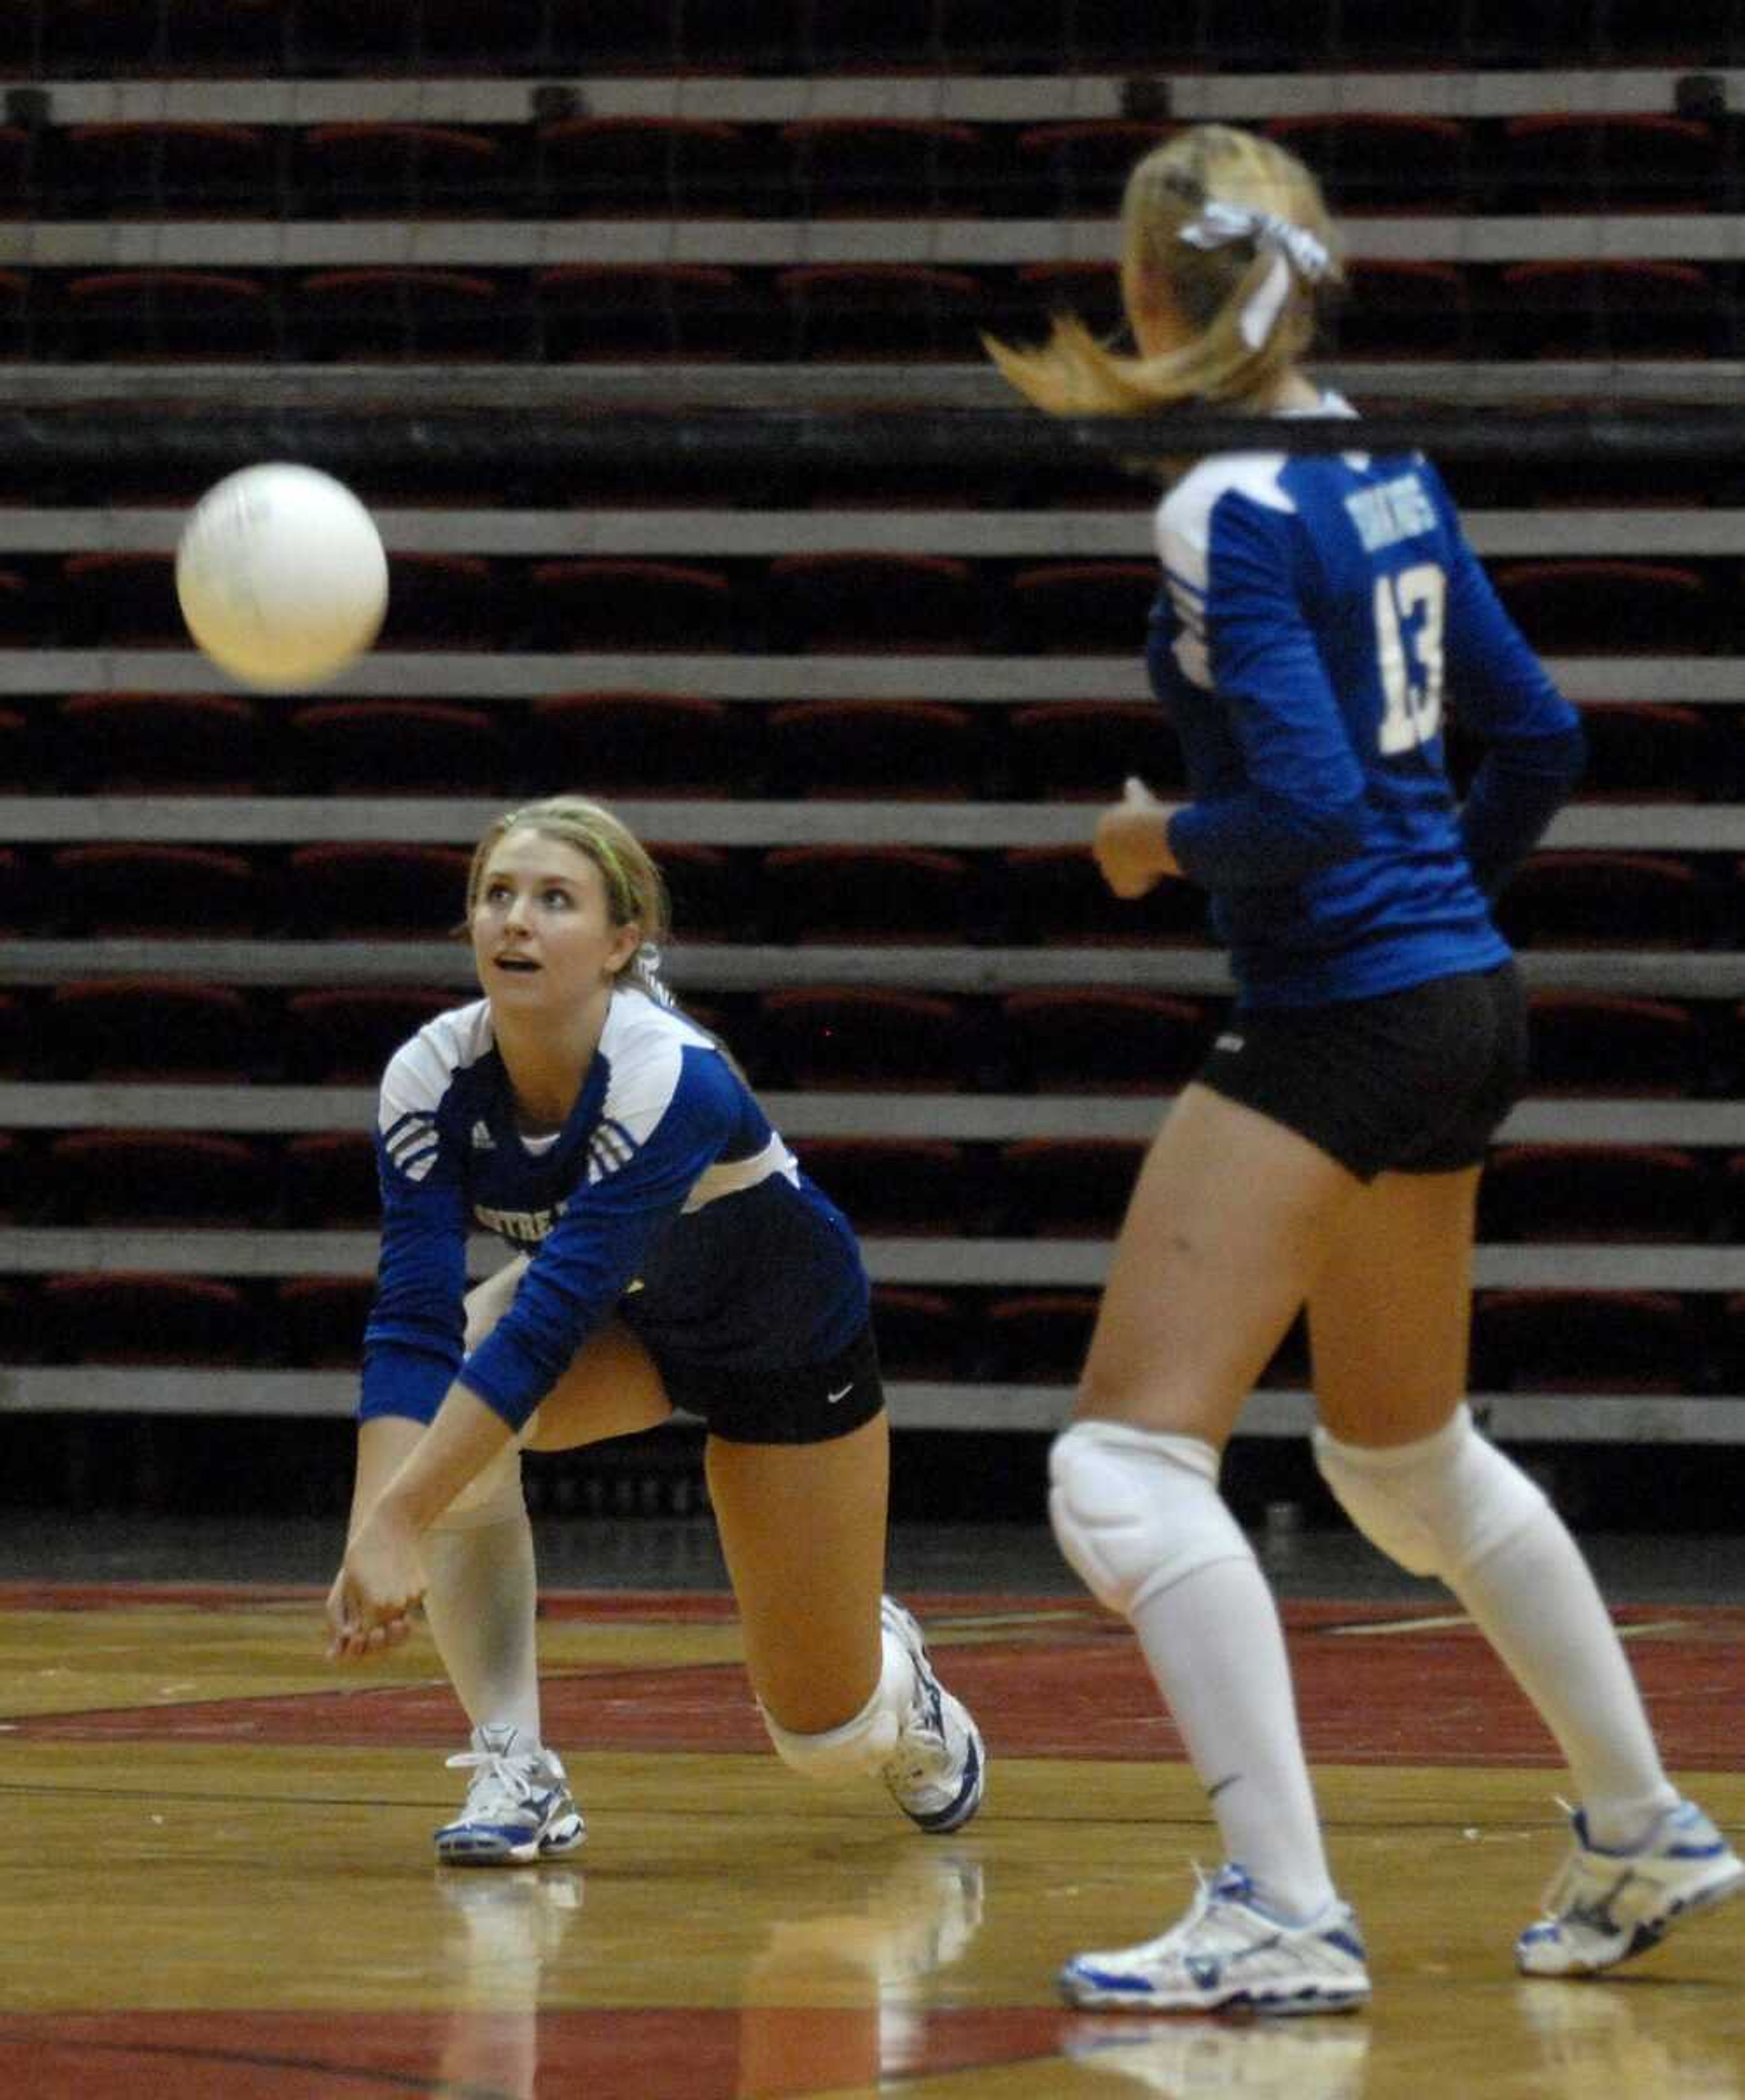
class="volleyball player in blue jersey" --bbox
[325,795,983,1862]
[988,122,1740,2012]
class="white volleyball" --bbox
[175,462,389,690]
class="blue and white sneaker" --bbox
[1516,1798,1745,1976]
[878,1597,986,1836]
[434,1722,586,1868]
[1060,1865,1371,2016]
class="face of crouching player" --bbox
[469,825,642,1020]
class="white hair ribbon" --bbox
[635,941,677,1007]
[1179,199,1332,351]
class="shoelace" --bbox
[446,1743,544,1823]
[884,1692,948,1792]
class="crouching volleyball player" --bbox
[988,120,1741,2012]
[326,795,984,1862]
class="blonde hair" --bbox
[985,124,1344,418]
[467,794,673,1005]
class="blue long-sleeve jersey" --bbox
[359,988,870,1433]
[1152,397,1584,1006]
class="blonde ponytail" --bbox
[985,124,1344,421]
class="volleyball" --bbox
[175,462,389,691]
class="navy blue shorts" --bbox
[649,1322,885,1446]
[1196,961,1527,1184]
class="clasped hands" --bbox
[325,1500,425,1663]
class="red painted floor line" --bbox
[7,1596,1742,1770]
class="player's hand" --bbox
[325,1505,425,1663]
[1093,776,1179,899]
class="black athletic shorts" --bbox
[649,1321,886,1446]
[1196,960,1527,1184]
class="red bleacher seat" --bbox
[57,692,260,790]
[292,0,540,66]
[1471,1288,1696,1393]
[1493,851,1709,950]
[1264,114,1471,211]
[758,986,970,1089]
[0,990,25,1075]
[776,264,983,361]
[535,264,772,361]
[0,845,24,932]
[1491,560,1714,654]
[54,0,284,69]
[1331,260,1470,359]
[780,119,985,216]
[0,704,26,789]
[285,987,458,1082]
[995,1137,1146,1236]
[51,842,256,935]
[1002,989,1211,1091]
[761,845,969,943]
[283,843,472,936]
[0,1136,21,1223]
[0,269,28,355]
[297,122,509,214]
[42,1273,254,1365]
[374,552,502,650]
[868,1285,971,1378]
[1526,992,1705,1096]
[46,978,258,1079]
[1503,114,1721,211]
[1479,1144,1708,1243]
[528,692,756,797]
[282,1132,380,1225]
[58,120,273,215]
[765,699,978,799]
[528,561,734,650]
[59,551,180,645]
[0,126,35,215]
[1001,846,1207,945]
[984,1292,1099,1379]
[1500,259,1720,358]
[1006,563,1157,653]
[1009,262,1124,341]
[652,843,757,944]
[297,268,503,360]
[1005,701,1186,800]
[287,698,506,795]
[276,1276,376,1367]
[62,269,275,358]
[49,1131,261,1224]
[1013,122,1176,215]
[1574,702,1713,802]
[795,1138,968,1236]
[765,553,976,651]
[533,117,749,217]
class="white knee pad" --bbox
[1047,1418,1254,1620]
[761,1624,912,1783]
[1312,1403,1547,1582]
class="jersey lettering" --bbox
[1343,470,1436,553]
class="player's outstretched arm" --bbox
[325,1381,515,1662]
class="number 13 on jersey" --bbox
[1373,561,1446,756]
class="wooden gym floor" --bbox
[1,1538,1742,2099]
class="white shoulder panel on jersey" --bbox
[378,999,493,1181]
[585,989,717,1182]
[1155,453,1296,689]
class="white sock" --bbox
[1452,1507,1677,1848]
[1129,1555,1337,1922]
[421,1510,544,1746]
